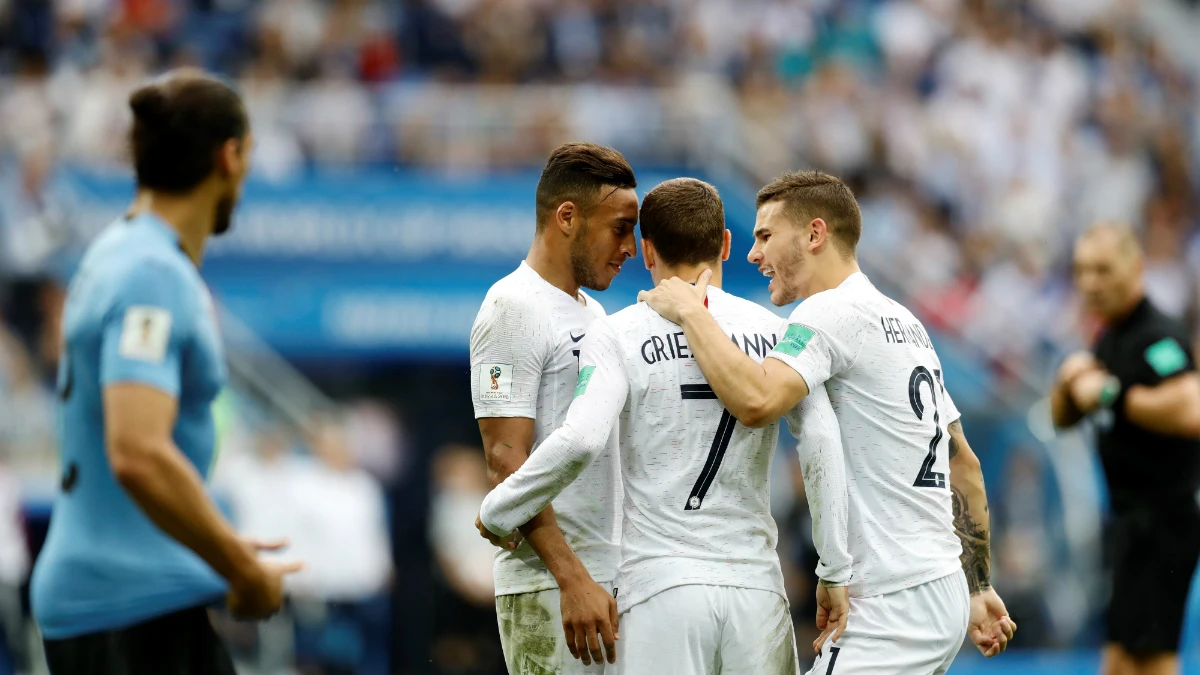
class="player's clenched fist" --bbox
[560,576,620,666]
[225,539,304,620]
[638,269,712,324]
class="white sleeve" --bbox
[786,384,852,587]
[480,321,628,537]
[470,294,550,419]
[766,296,856,392]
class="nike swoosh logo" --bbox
[570,332,585,342]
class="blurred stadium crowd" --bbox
[1,0,1200,673]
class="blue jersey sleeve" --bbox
[99,260,194,397]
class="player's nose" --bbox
[621,233,637,258]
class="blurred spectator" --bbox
[428,444,503,675]
[217,417,393,675]
[342,399,408,488]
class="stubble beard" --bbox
[212,193,235,236]
[569,218,606,291]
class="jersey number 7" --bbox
[680,384,736,510]
[909,366,946,489]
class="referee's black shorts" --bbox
[1106,502,1200,655]
[43,605,235,675]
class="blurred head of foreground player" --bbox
[128,68,252,262]
[639,177,731,286]
[527,143,639,295]
[1073,223,1145,324]
[747,170,862,306]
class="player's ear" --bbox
[555,201,578,236]
[809,217,827,251]
[720,230,731,262]
[217,138,240,178]
[642,237,656,271]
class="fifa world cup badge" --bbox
[480,363,513,401]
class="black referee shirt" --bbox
[1092,297,1200,512]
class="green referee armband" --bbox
[1096,375,1122,410]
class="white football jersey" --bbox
[480,286,851,613]
[768,272,963,598]
[470,262,621,596]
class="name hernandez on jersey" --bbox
[768,271,963,598]
[481,287,851,613]
[469,262,621,597]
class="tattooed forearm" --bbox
[948,421,961,459]
[951,484,991,593]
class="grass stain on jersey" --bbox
[497,592,558,675]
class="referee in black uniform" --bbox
[1051,223,1200,675]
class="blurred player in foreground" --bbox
[640,171,1015,674]
[30,70,301,674]
[469,143,638,672]
[1051,223,1200,675]
[479,178,852,674]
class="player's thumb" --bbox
[695,268,712,297]
[609,596,620,640]
[636,289,650,304]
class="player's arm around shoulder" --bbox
[100,260,300,620]
[639,271,809,428]
[946,418,1017,658]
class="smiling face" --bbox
[748,200,813,306]
[569,186,640,291]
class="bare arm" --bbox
[673,302,810,428]
[1124,373,1200,438]
[946,419,991,594]
[478,417,593,587]
[104,383,258,586]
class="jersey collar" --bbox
[130,212,186,254]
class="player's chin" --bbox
[768,287,792,307]
[595,263,623,289]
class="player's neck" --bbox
[659,263,722,289]
[806,256,861,296]
[525,239,582,300]
[135,191,212,266]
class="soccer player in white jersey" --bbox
[470,143,639,673]
[477,178,853,674]
[639,171,1018,675]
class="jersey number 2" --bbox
[909,366,946,489]
[680,384,735,510]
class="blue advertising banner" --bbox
[56,167,782,359]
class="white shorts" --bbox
[615,585,799,675]
[497,584,613,675]
[806,571,969,675]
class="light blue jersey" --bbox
[31,213,228,639]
